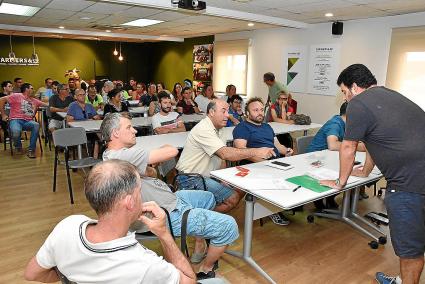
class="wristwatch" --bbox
[335,178,340,186]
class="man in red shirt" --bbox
[0,83,47,158]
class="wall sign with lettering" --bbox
[0,57,39,66]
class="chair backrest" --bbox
[52,127,87,147]
[54,267,76,284]
[263,105,270,123]
[296,135,314,154]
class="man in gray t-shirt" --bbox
[100,113,239,279]
[321,64,425,284]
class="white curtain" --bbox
[213,39,249,96]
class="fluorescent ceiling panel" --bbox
[121,18,163,27]
[0,2,40,16]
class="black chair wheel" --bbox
[307,215,315,223]
[369,240,379,249]
[378,236,387,245]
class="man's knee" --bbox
[211,215,239,246]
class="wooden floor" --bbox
[0,140,403,284]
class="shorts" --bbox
[176,175,234,204]
[384,189,425,258]
[48,119,63,130]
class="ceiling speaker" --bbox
[332,21,343,35]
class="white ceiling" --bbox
[0,0,424,42]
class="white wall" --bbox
[215,12,425,123]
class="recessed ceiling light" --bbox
[58,26,65,29]
[105,29,111,32]
[325,13,334,17]
[80,16,92,20]
[0,2,40,16]
[248,22,254,27]
[121,18,163,27]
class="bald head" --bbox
[207,99,229,129]
[85,160,140,216]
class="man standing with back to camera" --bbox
[320,64,425,284]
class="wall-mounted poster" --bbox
[193,44,213,82]
[283,45,308,93]
[307,44,340,96]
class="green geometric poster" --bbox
[284,46,307,92]
[287,72,298,85]
[288,58,298,70]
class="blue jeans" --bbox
[170,190,239,247]
[9,119,39,151]
[176,175,234,205]
[384,188,425,258]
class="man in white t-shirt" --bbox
[152,92,186,135]
[24,159,196,284]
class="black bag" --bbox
[290,114,311,125]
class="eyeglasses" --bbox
[278,97,288,101]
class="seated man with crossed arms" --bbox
[100,112,239,280]
[24,159,196,283]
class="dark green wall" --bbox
[152,36,214,90]
[0,35,213,91]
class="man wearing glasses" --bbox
[0,83,47,158]
[66,89,101,122]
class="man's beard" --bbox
[161,107,171,113]
[251,115,263,123]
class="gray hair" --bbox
[85,159,140,216]
[104,80,114,88]
[100,112,131,142]
[206,100,217,114]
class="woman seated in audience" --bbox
[222,84,236,103]
[195,83,216,112]
[85,85,104,110]
[103,89,129,116]
[270,91,294,124]
[177,86,200,114]
[172,82,183,104]
[157,82,176,105]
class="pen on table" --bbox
[292,185,301,192]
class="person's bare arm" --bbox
[177,106,183,113]
[0,97,8,120]
[139,202,196,284]
[320,140,357,189]
[154,127,170,135]
[168,121,186,133]
[66,115,75,122]
[351,148,375,177]
[228,114,240,126]
[216,146,275,162]
[50,106,68,113]
[233,139,263,162]
[270,108,293,124]
[274,137,293,156]
[24,257,59,283]
[149,145,178,164]
[327,135,342,151]
[148,102,156,117]
[92,115,102,120]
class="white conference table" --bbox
[210,150,385,284]
[135,122,322,151]
[67,113,206,133]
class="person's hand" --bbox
[1,115,8,122]
[254,147,276,160]
[138,201,168,237]
[319,179,344,190]
[351,165,368,177]
[285,148,294,157]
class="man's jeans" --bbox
[9,119,39,151]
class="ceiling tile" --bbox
[83,2,131,14]
[0,14,29,25]
[45,0,96,12]
[4,0,50,7]
[32,8,76,20]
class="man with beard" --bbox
[176,99,276,213]
[233,97,294,226]
[151,92,186,135]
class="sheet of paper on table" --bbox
[307,168,361,184]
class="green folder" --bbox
[286,175,331,193]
